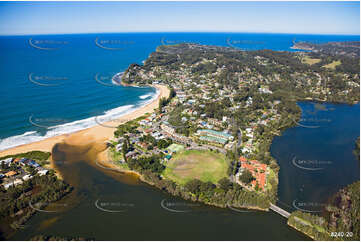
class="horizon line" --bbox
[0,31,360,37]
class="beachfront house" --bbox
[3,182,14,190]
[5,171,17,177]
[0,158,13,167]
[29,160,40,168]
[13,178,23,186]
[161,122,175,135]
[116,143,123,152]
[37,169,49,176]
[22,174,33,181]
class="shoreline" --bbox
[0,84,170,177]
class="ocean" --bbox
[0,32,359,151]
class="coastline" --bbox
[0,84,170,177]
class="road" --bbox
[269,203,291,218]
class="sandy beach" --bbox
[0,84,170,159]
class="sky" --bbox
[0,1,359,35]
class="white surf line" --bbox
[111,72,124,85]
[93,115,132,129]
[95,73,119,87]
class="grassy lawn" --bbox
[162,150,228,185]
[109,147,123,161]
[322,60,341,69]
[108,147,130,170]
[302,56,321,65]
[266,168,276,191]
[294,216,328,234]
[166,143,185,153]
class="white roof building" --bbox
[38,169,49,176]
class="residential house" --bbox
[161,122,175,135]
[5,171,17,177]
[239,158,268,191]
[37,169,49,176]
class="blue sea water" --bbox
[0,32,359,151]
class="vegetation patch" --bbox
[302,56,321,65]
[108,147,130,170]
[323,60,341,69]
[0,151,51,164]
[288,181,360,241]
[163,150,228,185]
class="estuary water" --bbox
[271,102,360,214]
[11,142,309,241]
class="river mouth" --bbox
[52,140,141,188]
[10,139,309,241]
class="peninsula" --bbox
[104,42,360,239]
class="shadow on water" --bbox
[10,141,309,241]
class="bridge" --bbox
[269,203,291,218]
